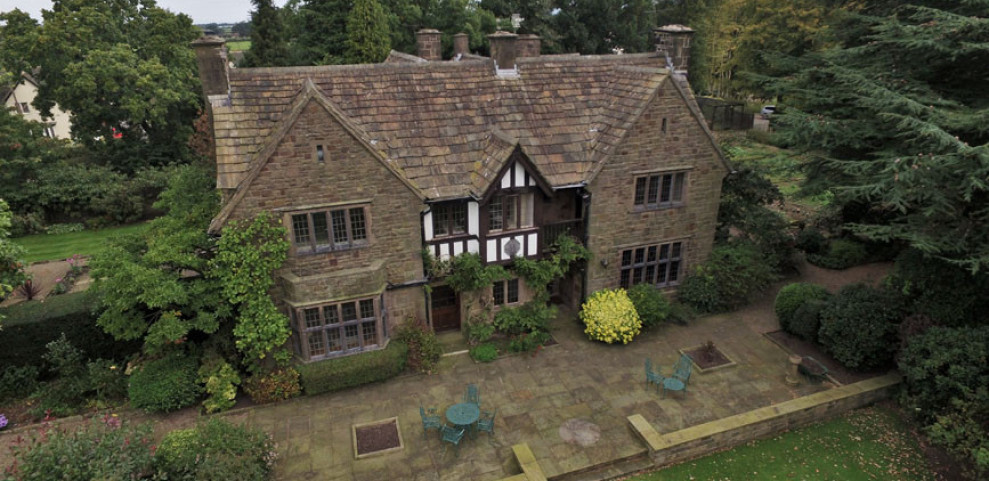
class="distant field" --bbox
[227,40,251,51]
[13,222,150,263]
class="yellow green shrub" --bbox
[580,288,642,344]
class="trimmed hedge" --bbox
[0,292,141,368]
[818,284,903,371]
[774,283,831,333]
[128,352,202,413]
[297,340,407,395]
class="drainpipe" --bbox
[580,190,592,305]
[419,206,432,326]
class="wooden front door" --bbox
[431,285,460,332]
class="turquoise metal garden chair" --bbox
[464,383,480,406]
[420,405,442,438]
[441,424,467,457]
[645,358,664,393]
[477,408,498,440]
[662,354,693,398]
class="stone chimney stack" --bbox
[453,33,469,57]
[654,25,694,77]
[516,34,541,58]
[488,31,518,71]
[416,29,442,61]
[191,35,229,102]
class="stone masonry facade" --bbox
[586,77,725,294]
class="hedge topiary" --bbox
[156,418,276,481]
[806,238,868,270]
[790,299,827,342]
[128,351,201,413]
[297,340,407,395]
[580,288,641,344]
[627,284,671,329]
[677,242,776,313]
[818,284,903,371]
[774,282,831,333]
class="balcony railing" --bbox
[540,219,584,251]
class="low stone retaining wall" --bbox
[629,373,901,466]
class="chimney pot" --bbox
[453,33,469,57]
[191,35,229,101]
[416,29,442,61]
[517,34,541,58]
[488,31,518,71]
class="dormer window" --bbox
[316,144,325,163]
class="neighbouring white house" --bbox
[2,71,72,140]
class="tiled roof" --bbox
[212,53,669,199]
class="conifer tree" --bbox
[345,0,392,63]
[765,2,989,271]
[243,0,291,67]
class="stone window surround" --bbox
[309,140,329,163]
[618,239,687,289]
[281,201,372,256]
[493,277,520,306]
[291,296,383,361]
[631,166,693,211]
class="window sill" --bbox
[428,233,476,242]
[306,343,382,362]
[293,243,370,257]
[631,204,686,213]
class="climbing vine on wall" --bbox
[209,212,292,372]
[512,235,591,300]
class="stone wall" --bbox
[227,100,425,306]
[585,77,726,294]
[630,374,901,467]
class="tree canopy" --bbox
[0,1,203,173]
[765,1,989,271]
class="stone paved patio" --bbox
[0,262,890,479]
[220,262,892,480]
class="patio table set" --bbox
[644,354,693,397]
[419,384,497,456]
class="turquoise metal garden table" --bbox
[446,403,480,438]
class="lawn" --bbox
[628,406,935,481]
[13,222,150,263]
[226,40,251,51]
[723,139,833,210]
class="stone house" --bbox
[194,26,729,363]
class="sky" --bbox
[0,0,285,25]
